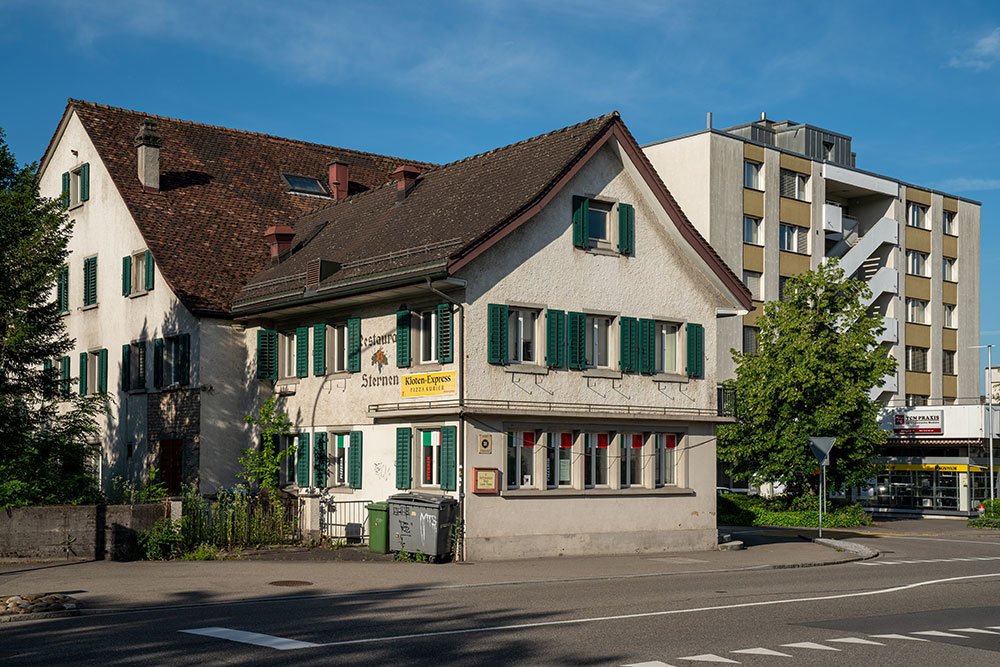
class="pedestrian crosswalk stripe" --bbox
[780,642,839,651]
[675,654,740,663]
[622,662,675,666]
[730,648,792,656]
[180,627,319,650]
[870,633,929,641]
[950,627,1000,634]
[826,637,885,645]
[911,630,967,638]
[856,555,1000,566]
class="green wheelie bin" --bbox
[367,502,389,554]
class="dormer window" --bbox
[281,173,328,196]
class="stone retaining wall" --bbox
[0,504,165,561]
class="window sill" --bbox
[943,279,958,285]
[82,303,99,311]
[653,372,689,384]
[505,364,548,376]
[69,202,85,211]
[585,246,621,258]
[325,371,352,379]
[743,242,764,248]
[778,195,810,204]
[943,325,958,330]
[905,272,929,278]
[943,232,958,238]
[129,290,148,299]
[582,368,622,380]
[127,388,147,395]
[778,248,809,256]
[411,362,444,372]
[59,310,69,317]
[743,186,764,193]
[502,486,693,498]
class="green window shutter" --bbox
[545,309,565,369]
[313,433,328,488]
[60,356,70,398]
[348,431,363,489]
[177,333,190,385]
[80,163,90,202]
[97,349,108,393]
[440,426,457,491]
[618,203,634,255]
[257,330,277,379]
[312,323,326,376]
[347,318,361,372]
[436,303,453,363]
[567,312,587,370]
[572,196,589,249]
[487,303,508,365]
[61,172,70,208]
[57,266,68,313]
[83,257,97,306]
[620,317,638,373]
[43,359,54,398]
[122,256,132,296]
[296,433,311,487]
[295,326,309,377]
[79,352,88,396]
[396,310,411,368]
[686,322,704,378]
[638,318,655,375]
[152,338,163,388]
[395,427,412,490]
[144,250,154,291]
[121,344,131,391]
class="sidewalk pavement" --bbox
[0,532,869,615]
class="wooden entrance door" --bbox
[160,439,183,495]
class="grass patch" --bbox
[718,493,872,528]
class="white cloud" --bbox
[949,26,1000,70]
[933,177,1000,192]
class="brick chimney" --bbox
[328,161,349,200]
[134,120,161,194]
[392,165,421,202]
[263,225,295,263]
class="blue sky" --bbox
[2,1,999,379]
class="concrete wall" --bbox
[0,504,165,560]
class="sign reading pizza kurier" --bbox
[893,411,943,435]
[401,371,457,398]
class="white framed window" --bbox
[587,199,613,244]
[280,331,297,378]
[655,433,677,486]
[130,341,146,391]
[546,431,574,489]
[506,430,537,489]
[655,322,679,373]
[331,433,348,486]
[778,224,808,254]
[906,202,928,229]
[507,309,538,364]
[585,315,612,369]
[943,350,956,376]
[779,169,809,201]
[778,276,789,302]
[131,251,148,295]
[584,432,610,488]
[743,326,759,355]
[418,310,438,364]
[944,304,956,329]
[742,270,762,300]
[327,323,349,373]
[743,161,761,189]
[67,163,90,208]
[943,210,957,235]
[906,394,929,407]
[906,250,928,277]
[906,298,928,324]
[943,257,957,282]
[743,215,762,245]
[906,346,928,373]
[420,429,442,487]
[620,433,643,488]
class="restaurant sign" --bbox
[400,371,456,398]
[892,411,943,435]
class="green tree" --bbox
[239,394,294,491]
[0,127,107,508]
[718,260,897,495]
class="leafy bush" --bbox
[718,493,872,528]
[137,518,181,560]
[969,499,1000,529]
[180,485,298,551]
[108,467,169,504]
[179,543,218,560]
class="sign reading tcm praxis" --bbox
[401,371,456,398]
[893,411,943,435]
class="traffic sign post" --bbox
[808,437,835,538]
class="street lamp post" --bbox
[971,344,995,504]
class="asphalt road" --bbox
[4,521,1000,666]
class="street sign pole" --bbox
[808,437,836,540]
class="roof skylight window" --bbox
[281,173,328,195]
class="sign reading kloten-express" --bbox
[893,411,943,435]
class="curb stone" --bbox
[0,609,80,623]
[806,536,880,560]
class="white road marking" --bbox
[856,555,1000,566]
[826,637,885,645]
[911,630,968,638]
[675,655,739,663]
[648,557,709,564]
[180,627,320,650]
[951,627,1000,634]
[870,634,929,641]
[730,647,792,656]
[622,662,675,667]
[780,641,839,651]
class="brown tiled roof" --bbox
[235,112,752,312]
[59,100,433,314]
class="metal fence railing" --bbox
[320,498,372,543]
